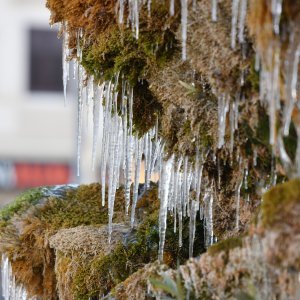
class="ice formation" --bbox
[57,0,300,260]
[211,0,218,22]
[1,255,30,300]
[181,0,188,61]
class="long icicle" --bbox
[189,200,199,257]
[181,0,188,61]
[158,155,174,261]
[131,137,143,227]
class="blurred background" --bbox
[0,0,98,208]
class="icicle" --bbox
[270,153,277,186]
[107,114,118,243]
[118,0,125,24]
[295,125,300,177]
[76,65,84,177]
[231,0,239,49]
[158,156,174,261]
[131,137,143,227]
[234,92,239,130]
[204,186,214,248]
[181,0,188,61]
[62,24,69,106]
[182,156,189,217]
[189,200,199,257]
[147,130,154,186]
[76,28,83,62]
[101,81,113,206]
[261,46,280,145]
[107,84,123,241]
[217,156,221,190]
[124,87,134,214]
[144,132,152,190]
[173,157,183,233]
[195,155,204,202]
[238,0,247,44]
[218,94,230,149]
[170,0,175,16]
[150,139,161,178]
[73,59,77,80]
[92,83,104,170]
[130,0,140,39]
[235,171,243,231]
[194,148,204,203]
[255,52,260,72]
[1,254,28,300]
[186,165,194,217]
[244,161,248,190]
[2,254,9,299]
[283,37,300,136]
[211,0,218,22]
[192,0,197,11]
[147,0,152,17]
[253,147,258,166]
[277,130,292,173]
[168,163,175,212]
[229,101,235,154]
[271,0,283,35]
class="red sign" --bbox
[15,163,71,188]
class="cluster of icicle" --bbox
[258,0,300,177]
[65,59,218,259]
[1,255,30,300]
[231,0,300,177]
[61,0,257,261]
[114,0,300,176]
[62,19,223,259]
[60,0,300,261]
[158,151,218,260]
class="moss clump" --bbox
[82,24,178,85]
[0,187,43,226]
[208,236,243,256]
[0,184,128,300]
[39,184,126,231]
[68,203,205,299]
[80,22,176,135]
[262,179,300,227]
[132,81,163,135]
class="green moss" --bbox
[255,106,270,146]
[132,81,162,135]
[81,24,176,136]
[208,236,243,256]
[247,58,260,94]
[39,184,126,231]
[262,179,300,227]
[0,187,43,224]
[82,25,178,86]
[70,202,205,298]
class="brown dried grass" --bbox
[49,224,130,256]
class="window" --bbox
[29,28,63,92]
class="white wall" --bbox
[0,0,75,162]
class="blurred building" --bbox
[0,0,78,205]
